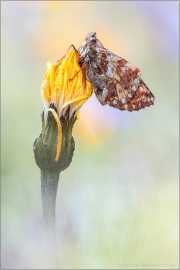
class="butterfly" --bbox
[78,32,155,112]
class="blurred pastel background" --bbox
[1,1,179,269]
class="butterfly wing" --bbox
[86,49,154,111]
[79,32,155,111]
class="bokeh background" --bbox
[1,1,179,269]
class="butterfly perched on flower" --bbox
[78,32,155,112]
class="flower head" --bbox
[39,46,92,162]
[41,45,92,121]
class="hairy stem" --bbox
[41,169,60,268]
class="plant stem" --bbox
[34,109,76,268]
[41,169,60,268]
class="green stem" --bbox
[34,109,76,268]
[41,169,60,268]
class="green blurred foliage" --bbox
[1,1,179,269]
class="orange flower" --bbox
[41,46,92,162]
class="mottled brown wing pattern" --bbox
[78,32,155,112]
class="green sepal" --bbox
[33,109,76,174]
